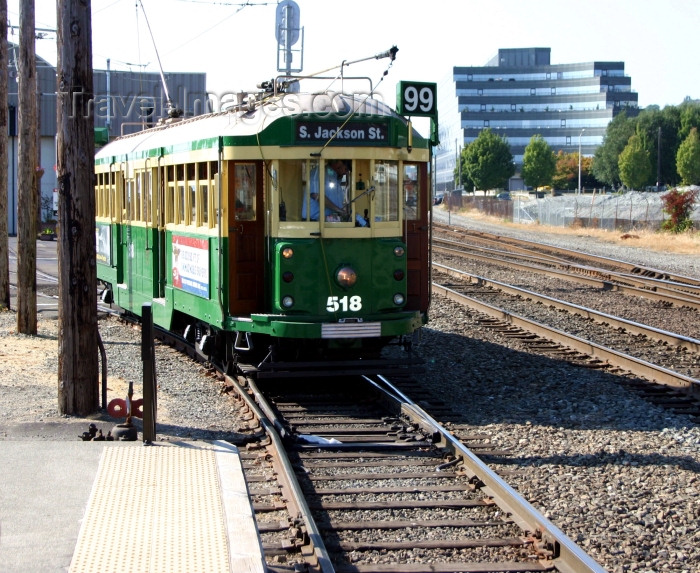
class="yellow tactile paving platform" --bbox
[69,441,265,573]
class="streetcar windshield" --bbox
[276,158,402,230]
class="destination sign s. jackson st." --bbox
[295,121,389,144]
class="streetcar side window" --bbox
[142,170,152,224]
[178,183,186,224]
[95,173,104,217]
[349,160,371,227]
[200,183,209,227]
[302,160,319,222]
[121,174,128,221]
[277,160,304,222]
[198,163,208,228]
[133,170,147,223]
[188,163,196,226]
[403,163,419,221]
[126,178,136,221]
[209,161,219,228]
[177,165,186,224]
[109,171,117,221]
[165,166,175,224]
[234,163,256,220]
[135,175,143,221]
[373,160,398,222]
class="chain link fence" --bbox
[456,191,700,232]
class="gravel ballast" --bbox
[1,212,698,573]
[421,210,699,573]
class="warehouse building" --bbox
[5,42,206,235]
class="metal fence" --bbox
[457,192,700,232]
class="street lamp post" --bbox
[578,128,585,194]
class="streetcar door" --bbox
[228,161,265,314]
[403,162,430,313]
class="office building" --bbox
[435,47,639,192]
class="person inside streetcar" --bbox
[302,159,350,221]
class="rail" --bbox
[368,374,608,573]
[431,281,700,394]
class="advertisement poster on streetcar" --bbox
[172,235,209,298]
[95,224,111,265]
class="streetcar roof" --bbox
[95,92,418,163]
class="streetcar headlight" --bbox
[282,271,294,283]
[281,296,295,308]
[281,247,294,259]
[393,246,405,257]
[393,269,404,281]
[335,266,357,288]
[393,293,405,305]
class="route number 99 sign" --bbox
[396,81,437,118]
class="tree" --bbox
[57,0,99,415]
[454,146,475,192]
[589,101,699,190]
[678,99,700,142]
[676,127,700,185]
[661,187,698,233]
[16,0,38,334]
[0,0,9,310]
[618,134,652,190]
[552,151,596,190]
[462,129,515,190]
[635,106,681,187]
[592,111,635,187]
[552,151,578,190]
[522,135,556,190]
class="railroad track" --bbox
[226,371,608,573]
[9,231,698,571]
[430,224,700,417]
[433,223,700,294]
[432,232,700,312]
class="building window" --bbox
[530,87,536,95]
[561,119,566,127]
[477,88,483,96]
[551,87,556,95]
[467,74,473,81]
[511,103,516,111]
[484,120,489,127]
[566,136,571,145]
[480,103,486,111]
[546,72,551,79]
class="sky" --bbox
[7,0,700,112]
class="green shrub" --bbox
[661,188,698,233]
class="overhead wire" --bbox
[161,4,248,58]
[313,54,396,156]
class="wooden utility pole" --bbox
[0,1,9,311]
[16,0,37,334]
[56,0,98,415]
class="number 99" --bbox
[404,86,434,114]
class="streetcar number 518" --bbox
[326,295,362,312]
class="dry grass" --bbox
[449,207,700,255]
